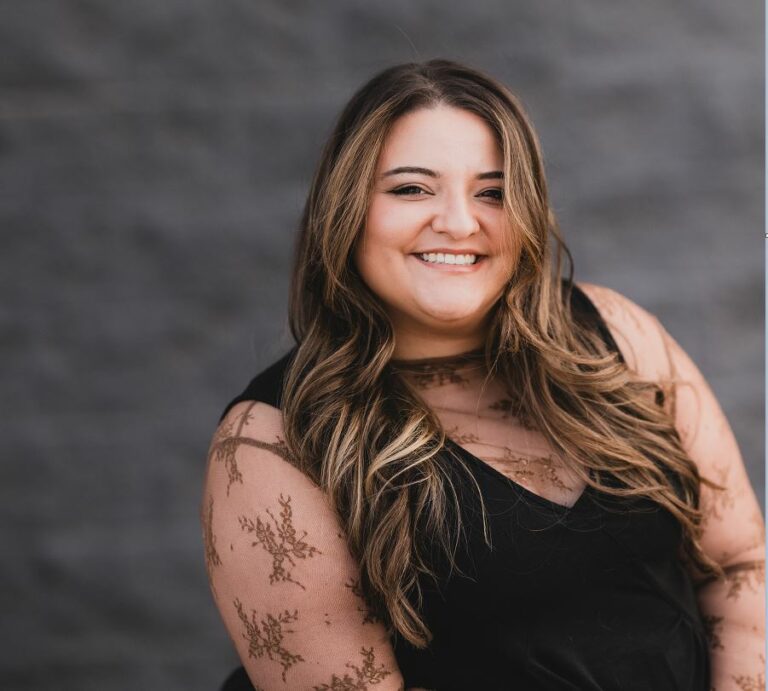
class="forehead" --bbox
[377,105,502,170]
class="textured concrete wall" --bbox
[1,1,762,689]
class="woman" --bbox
[201,59,765,690]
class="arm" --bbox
[658,318,765,690]
[202,400,407,691]
[580,283,765,690]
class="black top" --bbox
[216,282,710,691]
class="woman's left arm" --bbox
[656,314,765,690]
[580,282,765,690]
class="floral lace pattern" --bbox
[202,283,765,689]
[393,350,585,508]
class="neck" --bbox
[389,316,491,361]
[389,344,489,390]
[392,339,485,361]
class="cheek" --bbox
[353,226,394,292]
[365,196,422,246]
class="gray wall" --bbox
[2,2,762,689]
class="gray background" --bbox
[1,1,763,689]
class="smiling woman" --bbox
[356,106,514,359]
[202,59,765,691]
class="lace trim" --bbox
[389,347,487,373]
[389,347,489,390]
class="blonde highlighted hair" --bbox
[279,59,722,648]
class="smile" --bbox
[419,252,478,265]
[411,253,487,271]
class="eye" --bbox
[479,188,503,202]
[389,185,430,197]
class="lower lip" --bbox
[410,254,487,272]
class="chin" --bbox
[420,305,484,325]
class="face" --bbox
[354,105,517,356]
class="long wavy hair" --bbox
[280,59,724,648]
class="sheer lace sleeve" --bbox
[201,400,407,691]
[657,318,765,690]
[580,282,766,690]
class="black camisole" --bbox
[215,282,710,690]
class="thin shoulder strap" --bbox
[566,279,627,366]
[218,347,298,422]
[566,279,668,408]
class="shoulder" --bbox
[208,345,306,503]
[574,281,672,382]
[202,400,341,584]
[206,399,313,499]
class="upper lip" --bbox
[412,248,486,255]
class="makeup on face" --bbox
[355,105,513,354]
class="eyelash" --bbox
[390,185,503,202]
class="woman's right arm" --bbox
[201,400,407,690]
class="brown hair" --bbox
[279,58,723,647]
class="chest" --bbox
[429,452,685,617]
[424,377,588,508]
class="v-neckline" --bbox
[443,437,594,513]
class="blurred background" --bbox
[1,1,763,689]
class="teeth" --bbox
[419,253,478,265]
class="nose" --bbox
[430,191,480,238]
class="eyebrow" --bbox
[380,166,504,181]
